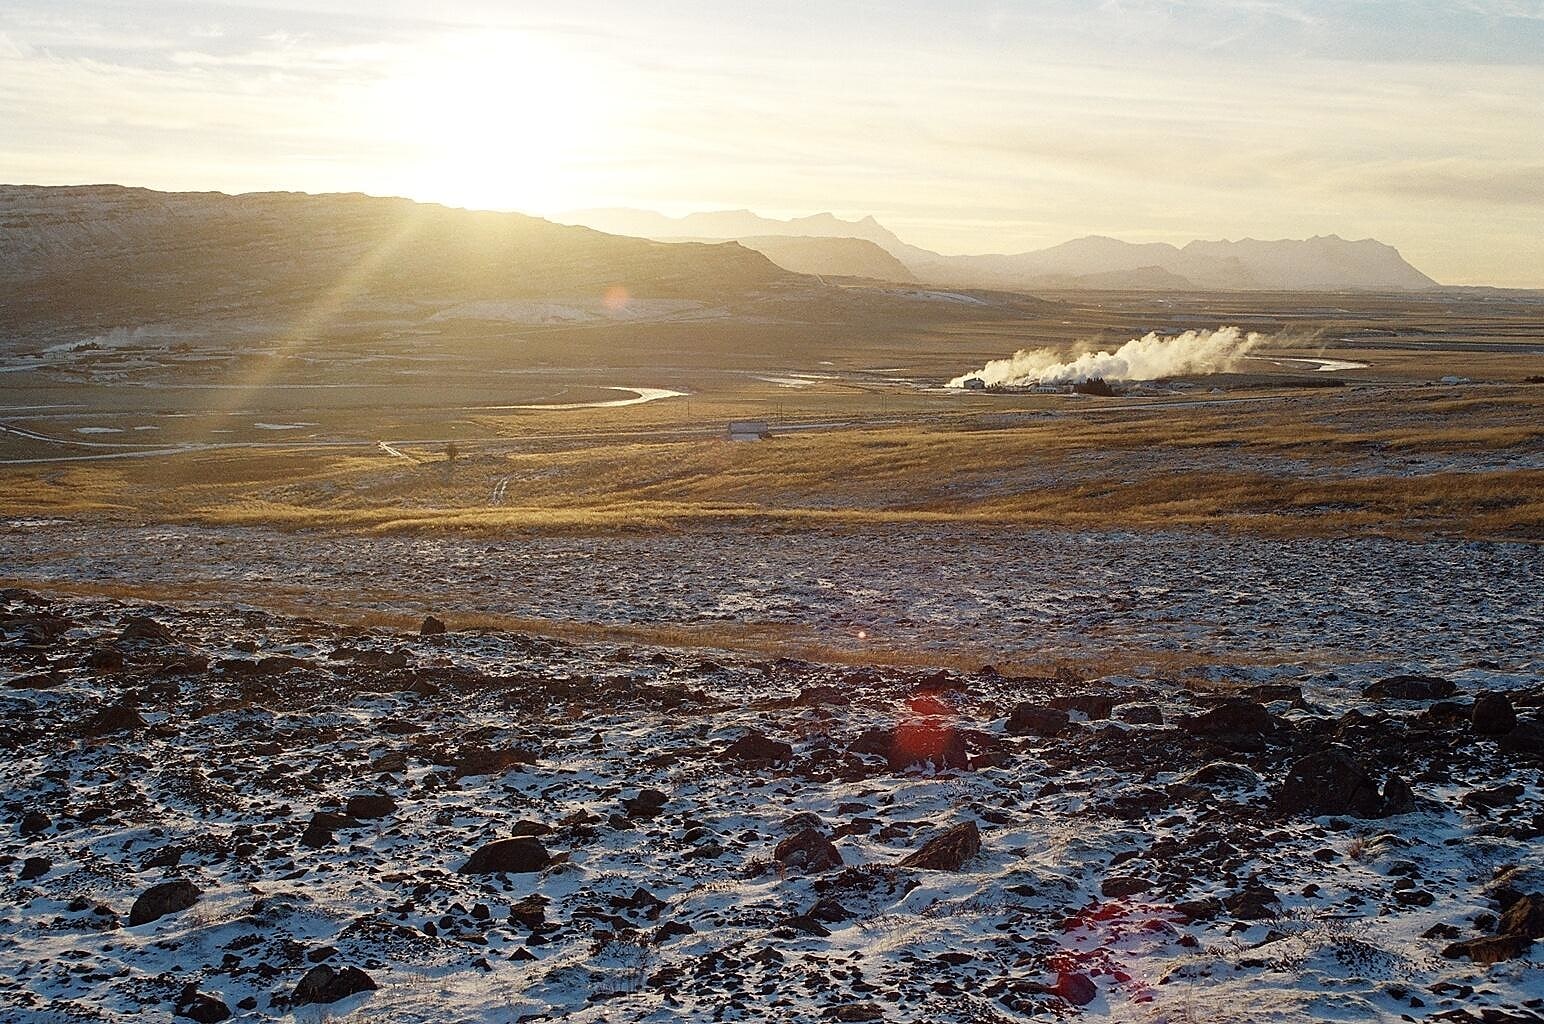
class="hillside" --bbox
[0,186,800,334]
[728,235,916,281]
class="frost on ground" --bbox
[1,575,1541,1023]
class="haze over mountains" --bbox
[564,208,1440,292]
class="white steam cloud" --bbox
[947,326,1266,388]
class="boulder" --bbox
[899,821,981,871]
[1005,704,1069,737]
[292,964,377,1006]
[1185,762,1262,790]
[459,837,552,874]
[1179,702,1273,736]
[1471,693,1517,736]
[345,794,396,819]
[419,615,446,636]
[1498,720,1544,758]
[621,788,668,819]
[128,879,201,926]
[1052,972,1098,1006]
[1101,875,1154,898]
[1500,893,1544,940]
[1116,704,1164,726]
[81,699,147,737]
[301,811,360,849]
[774,828,844,874]
[118,615,175,645]
[1364,674,1455,700]
[1273,748,1387,818]
[174,984,231,1023]
[19,857,50,880]
[1046,695,1116,720]
[1442,933,1532,964]
[723,730,794,765]
[888,722,969,772]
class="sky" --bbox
[2,0,1542,286]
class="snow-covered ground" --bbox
[1,529,1539,1023]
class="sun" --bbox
[366,33,611,215]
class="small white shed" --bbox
[727,419,771,441]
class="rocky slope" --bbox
[1,588,1539,1023]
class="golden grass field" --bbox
[4,382,1540,540]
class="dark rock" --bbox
[128,879,201,926]
[1225,884,1281,920]
[1273,748,1386,818]
[1046,695,1116,720]
[81,699,147,737]
[1364,674,1455,700]
[774,828,844,874]
[1462,784,1525,812]
[1179,702,1273,736]
[85,647,124,672]
[19,856,50,880]
[723,730,794,764]
[301,812,360,849]
[1005,704,1069,737]
[888,721,969,771]
[1500,893,1544,940]
[825,1004,885,1022]
[1116,704,1164,726]
[453,745,537,777]
[846,727,894,758]
[1175,897,1223,922]
[460,837,552,874]
[345,794,396,819]
[292,964,377,1006]
[1472,693,1517,736]
[621,788,668,819]
[1498,721,1544,758]
[1053,972,1098,1006]
[18,810,50,836]
[1101,875,1154,898]
[174,984,231,1023]
[1382,774,1416,814]
[419,615,446,636]
[1185,761,1262,789]
[1442,934,1533,964]
[118,615,175,645]
[899,821,981,871]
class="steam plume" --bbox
[947,326,1266,388]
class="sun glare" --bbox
[367,33,612,214]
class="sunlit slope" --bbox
[0,185,800,333]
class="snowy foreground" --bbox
[1,585,1541,1024]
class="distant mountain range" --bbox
[563,208,1439,292]
[0,186,798,334]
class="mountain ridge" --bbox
[562,206,1439,291]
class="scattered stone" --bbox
[128,879,201,926]
[899,821,981,871]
